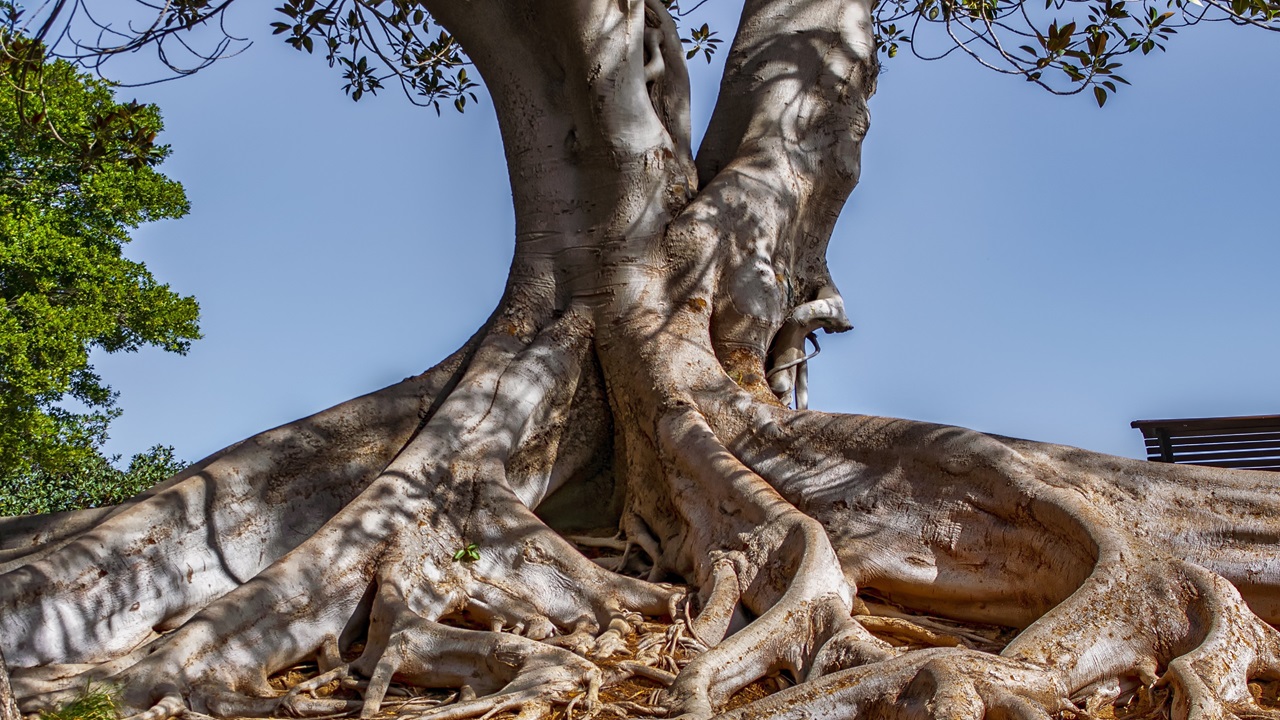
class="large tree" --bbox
[0,22,198,480]
[2,1,1279,719]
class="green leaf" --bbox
[452,542,480,562]
[0,46,199,482]
[1094,85,1108,106]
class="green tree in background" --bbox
[0,24,199,481]
[0,444,186,516]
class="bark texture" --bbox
[4,1,1279,719]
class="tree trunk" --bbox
[4,1,1280,719]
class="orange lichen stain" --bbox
[721,676,782,712]
[1091,704,1118,719]
[1111,684,1171,720]
[722,347,784,407]
[686,297,707,313]
[267,664,323,693]
[1255,679,1280,708]
[596,677,664,718]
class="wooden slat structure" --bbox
[1131,415,1280,471]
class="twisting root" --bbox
[852,615,969,649]
[0,340,476,668]
[279,665,353,713]
[714,647,1072,720]
[123,693,184,720]
[1151,568,1280,719]
[632,408,892,718]
[331,584,602,719]
[616,662,677,687]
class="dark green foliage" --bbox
[270,0,478,111]
[0,444,186,517]
[259,0,1280,105]
[681,22,723,63]
[12,0,1279,108]
[0,26,199,478]
[873,0,1279,104]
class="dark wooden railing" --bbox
[1131,415,1280,471]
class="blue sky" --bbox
[93,2,1279,465]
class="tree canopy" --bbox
[7,0,1279,109]
[0,444,185,515]
[0,22,198,479]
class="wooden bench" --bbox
[1131,415,1280,471]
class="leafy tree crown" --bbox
[0,20,198,478]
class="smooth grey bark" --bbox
[3,1,1279,719]
[0,646,17,720]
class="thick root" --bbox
[288,584,602,719]
[633,408,891,718]
[9,280,1280,720]
[8,312,681,720]
[714,647,1071,720]
[0,343,473,667]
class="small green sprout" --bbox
[452,543,481,563]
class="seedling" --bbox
[452,543,480,563]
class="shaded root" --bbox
[712,647,1071,720]
[635,407,893,718]
[0,340,476,668]
[279,585,604,720]
[7,310,684,720]
[11,300,1280,720]
[697,405,1280,720]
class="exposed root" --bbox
[853,615,969,649]
[625,408,893,718]
[8,232,1280,720]
[1156,570,1280,720]
[615,662,676,688]
[568,535,629,553]
[0,342,474,667]
[123,693,184,720]
[714,647,1072,720]
[296,584,603,719]
[684,559,740,648]
[858,599,1018,652]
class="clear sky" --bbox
[91,2,1279,466]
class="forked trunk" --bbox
[4,1,1280,719]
